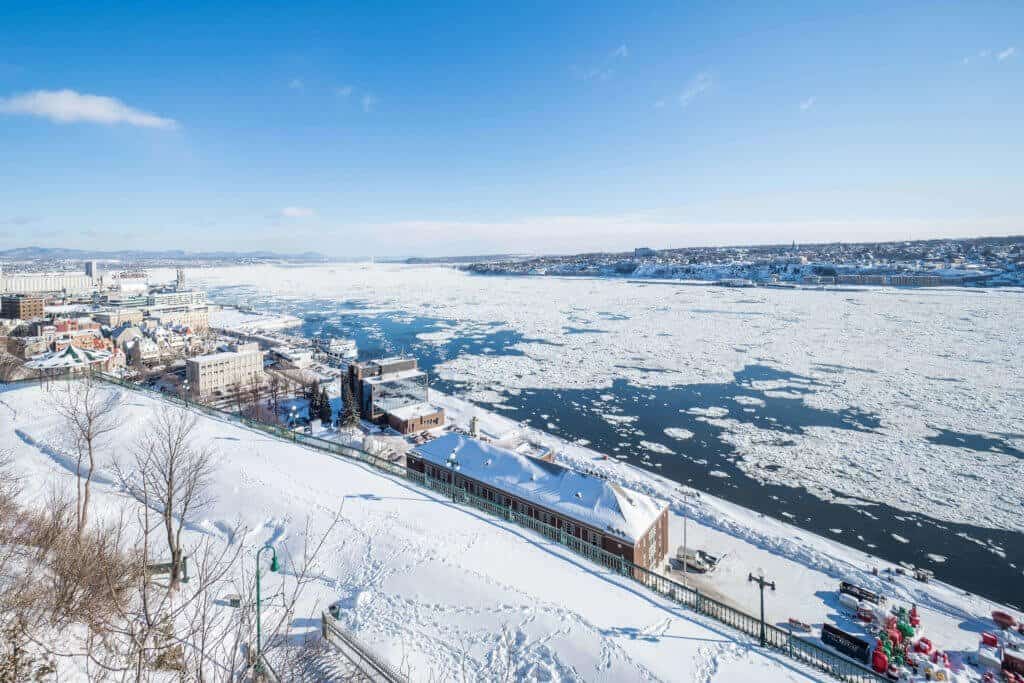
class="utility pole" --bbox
[748,572,776,647]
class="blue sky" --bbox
[1,2,1021,256]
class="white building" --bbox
[273,346,314,369]
[0,264,96,294]
[146,290,208,307]
[185,342,264,398]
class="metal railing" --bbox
[321,613,408,682]
[4,374,885,683]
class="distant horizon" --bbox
[0,230,1021,264]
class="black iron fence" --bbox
[3,374,884,682]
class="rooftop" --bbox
[187,347,262,365]
[412,433,666,543]
[387,402,443,421]
[363,368,425,384]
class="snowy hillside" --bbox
[0,382,827,682]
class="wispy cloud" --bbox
[1,215,39,226]
[678,72,713,108]
[281,206,315,218]
[289,78,304,91]
[572,66,614,82]
[799,96,816,111]
[963,47,1016,64]
[361,94,378,112]
[0,89,176,129]
[336,85,353,97]
[572,44,629,82]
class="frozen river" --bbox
[176,263,1024,605]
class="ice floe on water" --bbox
[173,264,1024,535]
[686,406,730,418]
[663,427,695,440]
[640,440,674,455]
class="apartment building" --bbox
[0,295,45,320]
[185,342,264,398]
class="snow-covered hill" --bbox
[1,382,826,682]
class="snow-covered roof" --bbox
[412,433,666,544]
[188,347,261,365]
[388,402,443,421]
[26,345,111,370]
[363,368,425,384]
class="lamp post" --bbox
[181,379,190,405]
[679,489,698,585]
[288,405,298,428]
[748,571,776,647]
[446,450,459,501]
[255,544,279,670]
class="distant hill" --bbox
[399,253,532,265]
[0,246,329,261]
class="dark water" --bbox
[212,288,1023,607]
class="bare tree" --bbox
[0,353,27,383]
[116,407,215,591]
[49,376,119,533]
[230,383,246,416]
[267,375,282,421]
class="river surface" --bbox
[202,274,1024,608]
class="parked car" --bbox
[674,547,719,573]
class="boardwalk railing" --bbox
[321,613,408,682]
[4,374,885,683]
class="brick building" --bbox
[408,434,669,570]
[0,295,45,321]
[347,357,445,434]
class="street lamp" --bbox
[288,405,298,428]
[446,450,459,501]
[748,570,776,647]
[255,544,279,671]
[679,489,699,585]
[181,379,190,405]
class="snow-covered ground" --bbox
[208,306,301,332]
[158,264,1024,537]
[0,382,829,682]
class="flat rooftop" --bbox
[387,402,443,421]
[187,348,262,365]
[363,368,425,384]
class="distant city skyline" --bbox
[1,2,1021,257]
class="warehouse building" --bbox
[409,434,669,570]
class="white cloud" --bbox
[997,46,1016,61]
[289,78,304,91]
[678,72,712,108]
[0,89,176,129]
[281,206,315,218]
[799,96,816,111]
[336,85,353,97]
[361,94,378,112]
[611,44,629,58]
